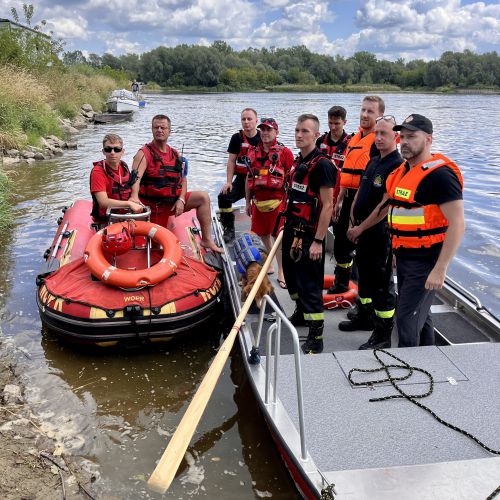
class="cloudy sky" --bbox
[4,0,500,60]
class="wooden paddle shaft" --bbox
[147,231,284,493]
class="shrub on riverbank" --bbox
[0,65,60,149]
[42,65,126,118]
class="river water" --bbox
[0,92,498,499]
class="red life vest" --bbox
[90,160,132,220]
[386,153,463,249]
[340,129,375,190]
[319,131,351,169]
[246,142,287,201]
[234,131,253,175]
[285,152,330,232]
[139,143,183,203]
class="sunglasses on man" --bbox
[103,146,123,153]
[375,115,396,124]
[260,117,277,124]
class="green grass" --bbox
[0,168,13,232]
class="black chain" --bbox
[347,349,500,455]
[320,484,336,500]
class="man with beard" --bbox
[362,114,464,347]
[328,96,384,295]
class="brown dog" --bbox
[240,253,274,308]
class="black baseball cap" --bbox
[393,114,433,134]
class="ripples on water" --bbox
[0,92,498,498]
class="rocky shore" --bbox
[1,104,96,166]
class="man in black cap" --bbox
[383,113,465,347]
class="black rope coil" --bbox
[347,349,500,456]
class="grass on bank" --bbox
[0,168,13,232]
[0,64,126,151]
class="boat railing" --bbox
[252,295,308,460]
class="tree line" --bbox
[62,42,499,90]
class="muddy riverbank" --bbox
[0,337,97,499]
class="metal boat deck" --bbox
[215,207,500,499]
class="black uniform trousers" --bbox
[217,174,246,210]
[395,252,437,347]
[333,189,356,266]
[282,225,325,321]
[355,222,396,313]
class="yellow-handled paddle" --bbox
[147,230,284,493]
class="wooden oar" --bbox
[147,230,284,493]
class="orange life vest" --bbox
[340,129,375,190]
[386,153,463,249]
[139,143,183,203]
[246,141,287,201]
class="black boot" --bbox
[220,212,235,243]
[301,320,324,354]
[358,316,393,350]
[347,296,362,320]
[339,302,374,331]
[288,303,307,327]
[327,266,351,294]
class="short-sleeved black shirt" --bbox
[297,148,336,193]
[227,130,261,155]
[353,149,403,221]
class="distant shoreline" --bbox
[141,85,500,95]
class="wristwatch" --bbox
[313,237,323,244]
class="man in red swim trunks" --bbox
[130,114,222,253]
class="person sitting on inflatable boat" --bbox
[90,133,144,225]
[129,114,223,253]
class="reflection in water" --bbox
[0,92,498,498]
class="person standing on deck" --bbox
[129,114,222,253]
[90,133,143,225]
[316,105,351,170]
[218,108,261,242]
[355,114,465,347]
[344,116,402,349]
[282,114,336,354]
[245,117,294,288]
[131,79,140,97]
[328,96,384,295]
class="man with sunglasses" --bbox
[218,108,260,243]
[343,116,402,349]
[328,96,384,295]
[245,118,294,287]
[90,133,143,224]
[130,115,222,253]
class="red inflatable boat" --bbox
[36,200,224,346]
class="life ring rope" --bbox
[323,275,358,310]
[84,221,182,288]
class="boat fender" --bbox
[234,233,266,275]
[84,221,182,288]
[322,275,358,309]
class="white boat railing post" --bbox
[258,294,308,461]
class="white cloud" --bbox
[45,16,89,40]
